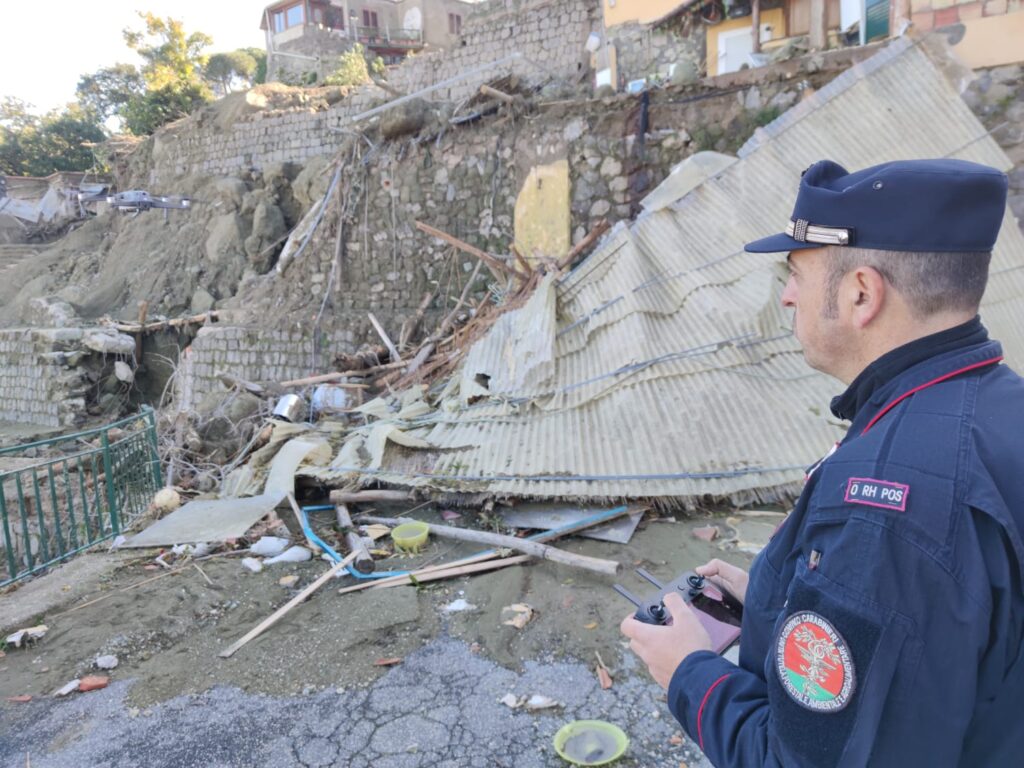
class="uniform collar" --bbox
[830,316,991,424]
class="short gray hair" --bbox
[823,246,991,319]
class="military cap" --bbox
[745,158,1008,254]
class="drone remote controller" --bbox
[615,568,743,654]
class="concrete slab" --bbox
[124,492,286,548]
[501,504,643,544]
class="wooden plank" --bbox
[368,312,403,364]
[359,515,621,575]
[338,554,533,594]
[219,552,358,658]
[558,218,610,271]
[415,220,513,278]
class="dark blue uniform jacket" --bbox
[668,318,1024,766]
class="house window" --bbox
[362,9,379,28]
[448,13,462,34]
[272,3,305,33]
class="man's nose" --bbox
[781,276,797,308]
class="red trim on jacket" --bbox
[861,356,1003,435]
[697,673,732,751]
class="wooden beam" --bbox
[338,505,636,596]
[809,0,827,50]
[329,489,412,504]
[368,312,403,364]
[557,218,610,271]
[415,220,514,278]
[752,0,762,54]
[335,503,375,574]
[480,84,515,103]
[358,515,622,576]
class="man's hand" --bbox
[619,592,713,689]
[695,559,749,605]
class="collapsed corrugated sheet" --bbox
[306,35,1024,506]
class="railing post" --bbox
[101,430,120,535]
[143,406,163,488]
[0,481,18,581]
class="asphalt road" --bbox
[0,637,712,768]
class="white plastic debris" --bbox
[524,694,563,712]
[265,546,312,565]
[249,536,290,557]
[109,535,127,550]
[95,655,119,670]
[442,598,477,613]
[499,693,521,708]
[171,542,212,558]
[241,557,264,573]
[53,679,80,697]
[5,625,48,648]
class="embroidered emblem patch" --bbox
[844,477,908,512]
[775,612,855,712]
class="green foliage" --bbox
[322,44,372,87]
[114,12,212,134]
[371,56,386,77]
[0,101,105,177]
[124,12,212,92]
[205,50,259,95]
[120,82,210,136]
[76,64,145,122]
[241,47,269,85]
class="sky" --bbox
[1,1,268,114]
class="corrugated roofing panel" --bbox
[306,36,1024,505]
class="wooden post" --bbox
[809,0,827,50]
[134,301,148,364]
[752,0,762,54]
[335,503,375,574]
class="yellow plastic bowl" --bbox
[391,521,429,552]
[553,720,629,766]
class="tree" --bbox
[323,44,372,87]
[120,82,210,136]
[205,50,259,96]
[124,12,212,92]
[115,13,213,134]
[241,47,269,86]
[76,64,146,122]
[0,101,105,176]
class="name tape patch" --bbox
[844,477,908,512]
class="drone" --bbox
[80,189,192,214]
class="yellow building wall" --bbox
[603,0,690,27]
[706,8,785,77]
[514,159,571,265]
[951,11,1024,69]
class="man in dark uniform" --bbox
[621,158,1024,766]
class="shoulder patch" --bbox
[775,611,856,712]
[844,477,909,511]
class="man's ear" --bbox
[847,265,886,328]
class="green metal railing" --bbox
[0,407,162,586]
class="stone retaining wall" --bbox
[179,326,356,409]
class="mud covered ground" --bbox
[0,508,767,708]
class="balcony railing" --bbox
[355,26,424,48]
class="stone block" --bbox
[982,0,1007,13]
